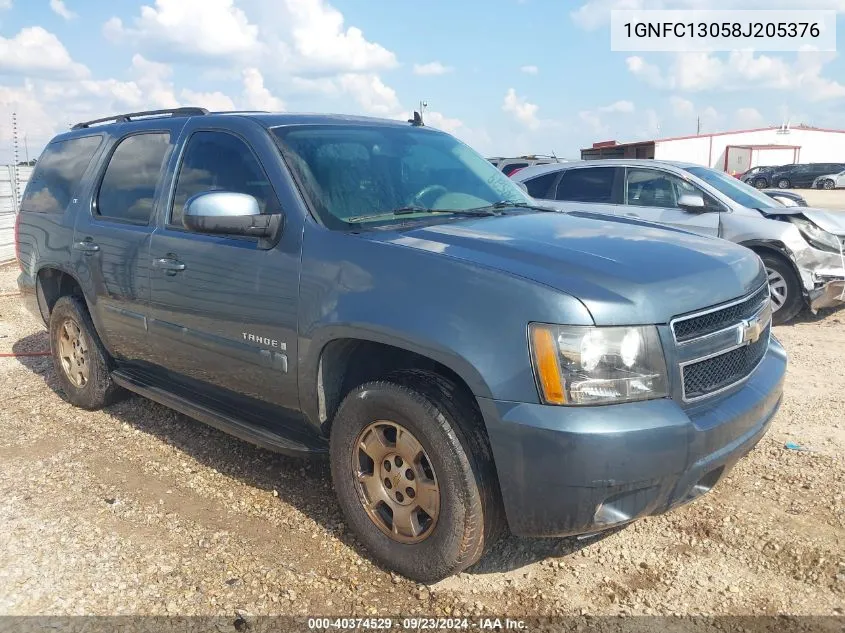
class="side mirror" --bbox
[183,191,284,249]
[678,193,706,213]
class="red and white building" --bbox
[581,125,845,174]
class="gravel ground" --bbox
[0,261,843,620]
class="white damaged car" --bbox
[513,160,845,324]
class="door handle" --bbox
[73,240,100,255]
[153,257,186,273]
[624,212,641,218]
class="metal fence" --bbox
[0,164,32,263]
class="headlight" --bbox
[789,217,842,253]
[529,324,668,406]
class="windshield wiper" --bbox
[467,200,557,213]
[346,205,498,224]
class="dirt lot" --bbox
[796,189,845,209]
[0,262,843,620]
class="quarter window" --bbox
[523,172,558,198]
[170,131,280,228]
[555,167,616,203]
[20,136,102,214]
[97,133,171,223]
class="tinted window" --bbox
[556,167,615,202]
[273,126,530,229]
[20,136,101,214]
[523,172,558,198]
[171,131,280,227]
[97,133,170,223]
[626,168,700,208]
[502,162,529,176]
[685,166,779,209]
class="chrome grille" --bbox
[672,284,770,343]
[682,324,771,400]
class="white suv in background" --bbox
[487,155,566,176]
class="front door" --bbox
[147,122,301,413]
[622,167,721,237]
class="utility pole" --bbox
[12,112,20,208]
[697,116,701,135]
[24,134,29,164]
[419,100,428,126]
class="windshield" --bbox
[272,125,531,229]
[684,166,780,210]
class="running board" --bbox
[111,368,327,457]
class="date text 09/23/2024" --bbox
[307,618,527,630]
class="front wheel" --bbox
[761,254,803,325]
[776,178,791,189]
[330,371,503,583]
[822,179,835,190]
[753,178,768,189]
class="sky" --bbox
[1,0,845,163]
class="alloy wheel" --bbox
[57,318,90,388]
[824,179,835,190]
[352,420,440,544]
[777,179,790,189]
[767,268,788,313]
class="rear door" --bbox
[71,128,177,362]
[546,165,623,214]
[620,167,721,236]
[146,117,302,414]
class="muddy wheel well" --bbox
[317,339,481,435]
[36,268,84,322]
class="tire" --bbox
[760,254,803,325]
[49,295,123,410]
[823,179,835,190]
[753,178,768,189]
[776,178,791,189]
[330,370,504,583]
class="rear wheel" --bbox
[330,370,503,582]
[776,178,791,189]
[49,296,123,410]
[760,254,803,325]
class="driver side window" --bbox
[626,168,719,211]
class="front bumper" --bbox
[809,279,845,312]
[480,337,787,538]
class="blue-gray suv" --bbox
[15,108,786,582]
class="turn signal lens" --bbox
[530,325,566,405]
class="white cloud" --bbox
[181,89,236,111]
[413,62,453,76]
[598,100,635,113]
[735,107,766,128]
[670,95,695,117]
[502,88,540,130]
[628,51,845,101]
[0,27,89,79]
[337,73,400,116]
[242,68,285,111]
[1,0,12,8]
[520,65,539,75]
[50,0,77,19]
[104,0,261,61]
[572,0,845,30]
[278,0,398,74]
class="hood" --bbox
[369,211,765,326]
[759,206,845,235]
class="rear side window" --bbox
[20,136,102,214]
[556,167,616,203]
[96,133,171,223]
[523,172,558,198]
[170,131,280,228]
[502,162,529,176]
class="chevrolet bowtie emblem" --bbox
[740,317,763,345]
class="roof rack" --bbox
[71,107,209,130]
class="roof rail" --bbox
[71,107,209,130]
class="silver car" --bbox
[812,169,845,190]
[513,160,845,324]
